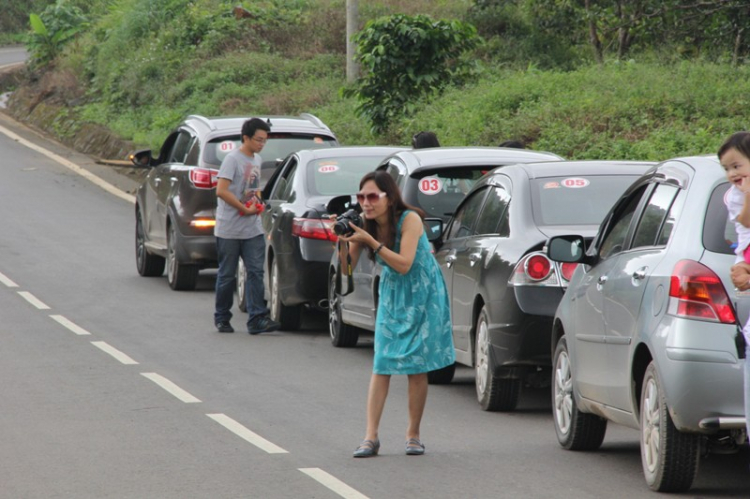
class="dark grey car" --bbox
[327,147,565,349]
[132,114,337,290]
[432,161,654,411]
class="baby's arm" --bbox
[736,177,750,227]
[731,262,750,290]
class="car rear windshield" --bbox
[308,156,390,196]
[703,182,736,255]
[204,134,337,168]
[410,167,493,221]
[531,175,642,226]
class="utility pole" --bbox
[346,0,359,82]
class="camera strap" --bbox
[335,241,355,296]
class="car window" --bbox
[156,132,179,165]
[169,131,193,163]
[381,159,407,187]
[203,133,337,168]
[411,167,491,222]
[308,156,387,196]
[703,182,736,255]
[531,175,642,226]
[269,158,298,201]
[445,188,488,240]
[475,186,510,236]
[598,185,649,259]
[184,139,200,166]
[631,184,679,249]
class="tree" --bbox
[346,14,480,135]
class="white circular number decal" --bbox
[318,164,339,173]
[419,176,443,195]
[561,178,589,188]
[219,141,235,152]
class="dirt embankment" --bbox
[1,66,138,164]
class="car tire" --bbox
[552,336,607,450]
[328,270,359,347]
[475,306,520,411]
[135,208,165,277]
[640,361,700,492]
[236,259,247,313]
[269,258,302,331]
[427,363,456,385]
[167,223,198,291]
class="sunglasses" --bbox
[356,192,387,203]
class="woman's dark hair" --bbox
[412,131,440,149]
[359,171,424,259]
[718,131,750,161]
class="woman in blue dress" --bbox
[337,171,455,457]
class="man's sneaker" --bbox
[248,316,281,335]
[215,321,234,333]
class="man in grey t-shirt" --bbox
[214,118,280,335]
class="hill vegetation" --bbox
[3,0,750,161]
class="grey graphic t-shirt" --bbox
[214,149,263,239]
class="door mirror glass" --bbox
[548,235,585,263]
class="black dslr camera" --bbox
[332,208,363,236]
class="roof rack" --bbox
[299,113,327,130]
[186,114,216,131]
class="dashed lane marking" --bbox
[0,271,18,287]
[206,413,288,454]
[299,468,370,499]
[141,372,201,403]
[91,341,139,365]
[0,123,135,204]
[49,315,92,335]
[18,291,49,309]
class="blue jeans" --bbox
[214,235,267,326]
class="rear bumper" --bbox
[487,298,554,373]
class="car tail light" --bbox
[560,262,578,281]
[292,218,337,242]
[667,259,736,324]
[525,254,552,281]
[190,219,215,228]
[189,168,219,189]
[509,252,560,286]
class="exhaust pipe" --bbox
[317,299,329,310]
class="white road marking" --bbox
[299,468,370,499]
[0,62,25,70]
[91,341,138,365]
[50,315,92,335]
[0,123,135,204]
[206,413,288,454]
[0,271,18,287]
[17,291,49,309]
[141,372,201,403]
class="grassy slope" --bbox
[14,0,750,161]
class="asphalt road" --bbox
[0,91,748,498]
[0,46,27,69]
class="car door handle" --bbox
[469,253,482,266]
[597,275,608,285]
[632,267,647,281]
[154,178,161,186]
[445,254,457,268]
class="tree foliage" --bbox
[347,14,480,134]
[26,1,88,67]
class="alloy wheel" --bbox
[554,349,574,436]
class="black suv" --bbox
[132,114,338,290]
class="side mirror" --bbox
[547,235,587,263]
[129,149,154,168]
[423,217,443,243]
[327,194,357,216]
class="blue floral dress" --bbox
[373,211,455,375]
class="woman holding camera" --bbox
[337,171,455,458]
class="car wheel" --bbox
[640,362,700,492]
[328,270,359,347]
[135,208,165,277]
[552,337,607,450]
[427,363,456,385]
[269,259,302,331]
[236,259,247,313]
[475,306,520,411]
[167,223,198,291]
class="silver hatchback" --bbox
[547,156,747,493]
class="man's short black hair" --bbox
[242,118,271,140]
